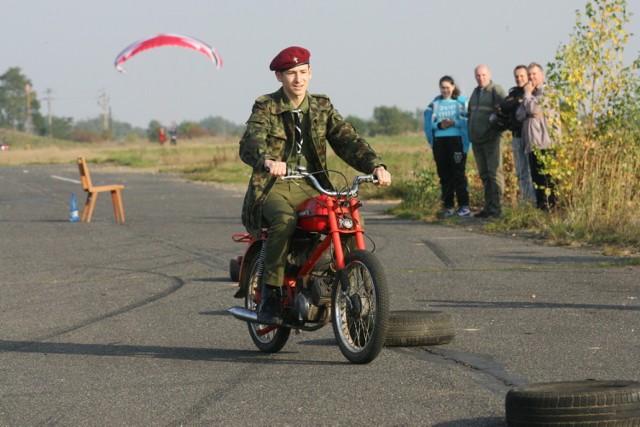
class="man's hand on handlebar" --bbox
[373,166,391,187]
[264,159,288,177]
[265,160,390,187]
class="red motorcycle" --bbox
[228,166,389,364]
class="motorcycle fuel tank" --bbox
[296,195,329,231]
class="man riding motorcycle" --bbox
[238,46,391,324]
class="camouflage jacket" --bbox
[239,88,383,237]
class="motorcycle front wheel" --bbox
[243,253,290,353]
[332,250,389,364]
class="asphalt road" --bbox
[1,163,638,426]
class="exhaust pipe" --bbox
[228,306,259,323]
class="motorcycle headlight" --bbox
[339,217,354,229]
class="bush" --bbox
[546,0,640,245]
[391,167,441,218]
[71,129,102,143]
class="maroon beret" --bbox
[269,46,310,72]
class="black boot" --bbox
[257,284,283,325]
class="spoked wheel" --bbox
[243,253,290,353]
[332,250,389,364]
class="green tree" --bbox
[74,117,103,136]
[199,116,244,136]
[546,0,640,242]
[548,0,640,142]
[344,115,370,136]
[49,116,74,140]
[0,67,41,131]
[76,116,144,141]
[369,106,418,136]
[147,120,162,142]
[178,121,207,139]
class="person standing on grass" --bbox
[158,127,166,145]
[424,75,471,217]
[516,62,561,210]
[468,65,506,218]
[500,65,536,204]
[169,124,178,145]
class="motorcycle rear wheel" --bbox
[243,253,290,353]
[332,250,389,364]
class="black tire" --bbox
[384,310,455,347]
[332,250,389,364]
[243,252,290,353]
[229,256,241,282]
[505,380,640,426]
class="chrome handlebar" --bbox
[280,166,378,197]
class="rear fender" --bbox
[239,239,263,289]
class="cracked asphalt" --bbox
[1,163,638,426]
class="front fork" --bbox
[332,198,365,301]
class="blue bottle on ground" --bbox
[69,192,79,222]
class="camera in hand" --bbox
[491,86,526,133]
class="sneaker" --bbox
[443,208,455,218]
[457,206,471,217]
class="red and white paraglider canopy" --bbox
[114,33,223,73]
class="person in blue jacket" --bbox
[424,75,471,217]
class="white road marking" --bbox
[51,175,81,184]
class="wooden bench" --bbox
[77,157,125,223]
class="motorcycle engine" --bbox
[293,273,333,322]
[286,232,321,274]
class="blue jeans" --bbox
[512,136,536,204]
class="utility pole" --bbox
[44,88,53,137]
[98,90,110,138]
[24,83,33,134]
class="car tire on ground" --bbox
[505,379,640,426]
[384,310,455,347]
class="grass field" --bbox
[2,128,638,257]
[0,129,437,200]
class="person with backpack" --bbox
[424,75,471,217]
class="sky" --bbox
[3,0,639,129]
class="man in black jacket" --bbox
[499,65,535,204]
